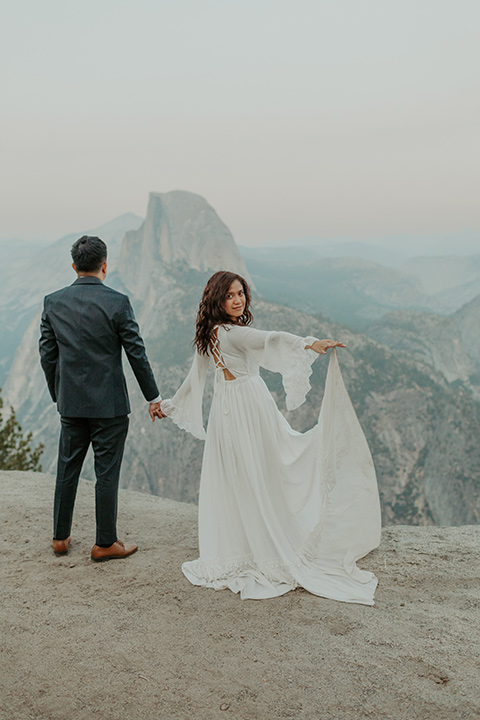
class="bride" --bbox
[160,271,381,605]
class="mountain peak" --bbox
[117,191,250,289]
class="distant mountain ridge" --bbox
[240,248,480,330]
[260,229,480,263]
[240,242,406,268]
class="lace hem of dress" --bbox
[183,555,298,586]
[282,338,318,411]
[160,399,206,441]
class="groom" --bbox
[39,236,164,561]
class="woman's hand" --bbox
[307,339,346,355]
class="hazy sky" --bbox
[1,0,479,247]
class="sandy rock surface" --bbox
[1,471,479,720]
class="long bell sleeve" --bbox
[160,350,210,440]
[222,325,320,411]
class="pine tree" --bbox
[0,389,44,471]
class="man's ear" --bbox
[102,261,107,275]
[72,262,77,273]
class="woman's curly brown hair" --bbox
[194,271,253,355]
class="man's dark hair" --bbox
[71,236,107,272]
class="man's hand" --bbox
[149,402,166,421]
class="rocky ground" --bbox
[1,471,479,720]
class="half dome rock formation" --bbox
[116,191,252,302]
[1,471,479,720]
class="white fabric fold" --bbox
[160,349,209,441]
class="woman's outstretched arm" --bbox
[222,325,340,411]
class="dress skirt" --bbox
[182,352,381,604]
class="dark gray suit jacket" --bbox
[39,277,159,418]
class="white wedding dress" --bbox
[161,325,381,605]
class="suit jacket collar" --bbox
[73,276,104,285]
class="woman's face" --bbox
[224,279,246,321]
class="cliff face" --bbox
[368,295,480,401]
[4,192,480,526]
[116,191,251,303]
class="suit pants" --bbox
[53,415,129,546]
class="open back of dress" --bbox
[211,328,236,382]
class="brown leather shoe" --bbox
[52,537,70,555]
[90,540,138,562]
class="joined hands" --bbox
[149,402,166,422]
